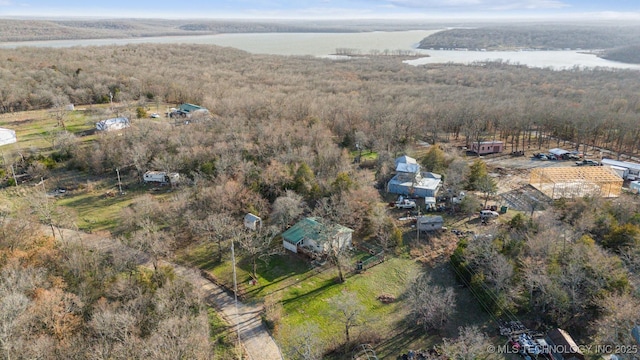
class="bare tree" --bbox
[189,213,235,262]
[592,293,640,350]
[327,291,366,345]
[129,219,174,276]
[271,190,306,230]
[439,326,493,360]
[406,273,456,331]
[26,187,75,240]
[476,175,497,208]
[236,226,281,280]
[282,322,325,360]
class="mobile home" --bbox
[601,158,640,180]
[470,141,504,155]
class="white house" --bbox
[388,155,442,200]
[282,217,353,256]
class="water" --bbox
[2,30,639,71]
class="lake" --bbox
[2,30,639,71]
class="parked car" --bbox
[150,113,160,118]
[576,159,600,166]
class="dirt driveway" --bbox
[483,154,577,194]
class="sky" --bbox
[0,0,639,20]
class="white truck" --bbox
[143,171,179,184]
[395,198,417,209]
[452,191,466,204]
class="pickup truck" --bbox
[395,199,417,209]
[576,159,600,166]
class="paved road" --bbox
[52,227,283,360]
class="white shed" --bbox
[244,213,262,231]
[630,181,640,194]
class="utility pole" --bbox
[416,205,421,242]
[10,164,17,187]
[116,168,123,194]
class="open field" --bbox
[178,239,498,359]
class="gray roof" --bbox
[244,213,261,223]
[418,215,444,224]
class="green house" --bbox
[282,217,353,255]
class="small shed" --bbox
[630,181,640,194]
[0,127,17,147]
[470,141,503,155]
[244,213,262,231]
[417,215,444,232]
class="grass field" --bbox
[178,238,497,358]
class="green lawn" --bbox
[179,241,439,357]
[350,149,378,161]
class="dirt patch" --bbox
[410,231,459,266]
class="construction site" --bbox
[529,166,623,199]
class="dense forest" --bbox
[2,43,640,357]
[0,204,217,359]
[601,45,640,65]
[418,24,640,53]
[2,44,640,159]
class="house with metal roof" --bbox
[395,155,420,173]
[178,103,207,113]
[387,171,442,198]
[282,217,353,256]
[387,155,442,199]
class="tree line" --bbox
[418,24,640,53]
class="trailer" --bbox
[143,171,179,184]
[601,158,640,180]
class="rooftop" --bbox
[282,217,353,245]
[389,172,442,191]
